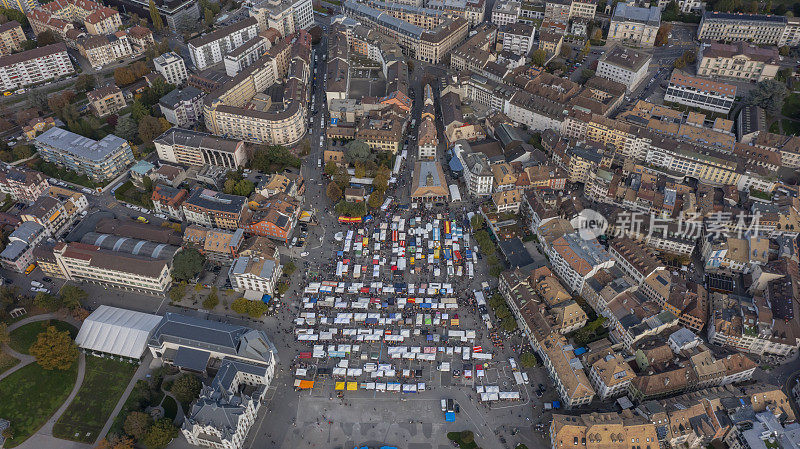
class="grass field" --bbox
[8,320,77,355]
[0,351,19,375]
[0,361,78,447]
[52,356,138,443]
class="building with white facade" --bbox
[587,352,636,400]
[229,256,282,299]
[159,87,205,128]
[596,45,651,92]
[0,43,74,90]
[498,22,535,55]
[491,0,520,26]
[34,127,134,181]
[250,0,313,36]
[155,128,248,168]
[608,3,660,47]
[697,41,780,82]
[223,33,273,77]
[698,11,800,47]
[456,144,494,196]
[549,232,614,293]
[154,52,189,86]
[0,221,45,273]
[188,17,260,70]
[664,70,737,114]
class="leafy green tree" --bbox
[141,418,176,449]
[202,287,219,309]
[75,74,96,92]
[283,261,297,276]
[520,352,537,368]
[501,317,518,332]
[114,67,137,86]
[250,145,301,173]
[780,45,790,56]
[138,115,164,145]
[115,116,138,141]
[36,30,62,46]
[172,248,205,281]
[169,281,186,302]
[29,326,78,370]
[230,297,269,318]
[326,181,342,202]
[746,79,789,114]
[324,161,338,176]
[470,214,485,230]
[333,170,350,190]
[33,292,61,311]
[59,285,87,310]
[171,373,202,404]
[531,49,547,67]
[367,190,383,209]
[344,140,374,163]
[149,0,164,31]
[232,179,254,196]
[123,411,153,440]
[495,304,510,319]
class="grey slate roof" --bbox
[35,127,127,162]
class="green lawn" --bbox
[52,356,138,443]
[0,351,19,375]
[782,119,800,136]
[8,320,77,355]
[0,361,78,447]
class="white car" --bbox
[300,251,309,257]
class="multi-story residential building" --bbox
[540,332,596,408]
[159,87,205,127]
[549,232,614,293]
[102,0,200,32]
[596,45,651,92]
[0,43,74,90]
[0,222,45,273]
[0,166,49,203]
[657,0,702,13]
[0,21,25,55]
[664,70,737,114]
[224,32,274,77]
[241,193,299,242]
[588,352,636,399]
[492,0,520,26]
[154,52,189,86]
[456,147,494,196]
[425,0,487,26]
[608,3,660,47]
[182,188,247,230]
[550,411,659,449]
[250,0,313,36]
[698,11,800,47]
[697,42,780,82]
[154,128,248,168]
[188,17,260,70]
[43,241,173,293]
[569,0,596,19]
[343,1,469,64]
[608,238,664,285]
[1,0,37,14]
[229,255,282,299]
[203,38,310,146]
[184,226,245,263]
[151,185,188,221]
[77,32,135,69]
[28,0,121,38]
[34,127,134,181]
[498,22,535,55]
[417,116,438,160]
[20,188,88,236]
[87,84,127,117]
[544,0,570,21]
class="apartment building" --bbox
[697,42,780,82]
[0,21,25,55]
[498,22,535,55]
[184,226,245,263]
[608,3,660,47]
[34,127,134,181]
[250,0,313,36]
[1,0,37,13]
[87,84,126,117]
[540,332,596,408]
[0,222,45,273]
[20,189,87,236]
[492,0,520,26]
[77,32,135,69]
[188,17,260,70]
[0,43,75,90]
[182,188,247,230]
[550,411,659,449]
[154,52,189,86]
[569,0,596,19]
[425,0,487,27]
[455,146,493,196]
[224,32,274,77]
[229,255,282,298]
[29,0,121,38]
[203,38,310,146]
[44,242,172,293]
[365,1,446,30]
[588,352,636,399]
[0,166,49,203]
[664,70,737,114]
[417,116,438,160]
[155,128,247,168]
[241,193,299,242]
[698,11,800,46]
[608,238,664,285]
[708,293,800,357]
[549,232,614,293]
[151,185,188,221]
[159,87,205,127]
[596,46,651,92]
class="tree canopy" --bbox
[746,80,788,114]
[172,248,205,281]
[141,418,176,449]
[171,373,202,404]
[29,326,78,370]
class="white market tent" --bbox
[75,305,163,359]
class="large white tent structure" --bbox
[75,305,163,359]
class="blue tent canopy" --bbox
[261,294,271,304]
[445,412,455,422]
